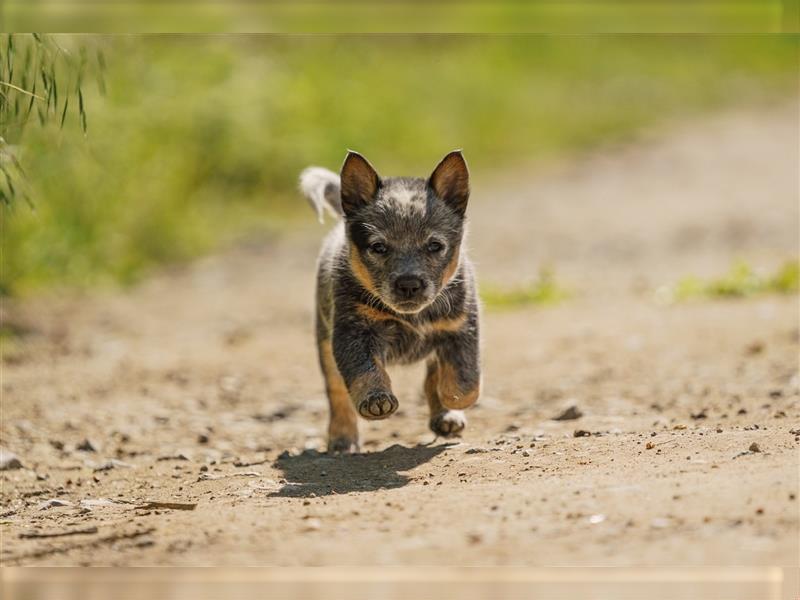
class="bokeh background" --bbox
[1,34,797,294]
[3,0,797,33]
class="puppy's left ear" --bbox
[428,150,470,216]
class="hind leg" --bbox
[424,359,467,438]
[319,339,359,453]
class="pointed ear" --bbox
[339,151,381,217]
[428,150,470,216]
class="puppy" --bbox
[300,151,481,453]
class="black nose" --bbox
[394,275,425,299]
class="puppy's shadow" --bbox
[270,442,455,497]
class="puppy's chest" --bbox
[375,320,439,365]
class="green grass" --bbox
[482,269,571,310]
[1,35,797,294]
[0,35,104,208]
[661,260,800,303]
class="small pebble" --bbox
[38,499,73,510]
[588,514,606,524]
[553,405,583,421]
[303,518,322,531]
[745,341,764,355]
[76,439,97,452]
[0,449,23,471]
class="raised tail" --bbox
[299,167,343,223]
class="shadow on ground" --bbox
[270,442,456,497]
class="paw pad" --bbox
[358,391,399,420]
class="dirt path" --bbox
[1,103,798,567]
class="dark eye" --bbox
[369,242,388,254]
[426,240,444,253]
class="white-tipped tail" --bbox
[299,167,343,223]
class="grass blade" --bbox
[60,95,69,128]
[0,81,43,100]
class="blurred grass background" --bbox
[1,34,797,294]
[4,1,795,33]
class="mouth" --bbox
[388,297,431,314]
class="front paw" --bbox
[357,391,399,420]
[328,436,359,454]
[430,410,467,437]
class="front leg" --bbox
[432,320,481,411]
[425,360,467,438]
[425,319,481,437]
[332,320,399,420]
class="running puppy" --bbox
[300,151,481,453]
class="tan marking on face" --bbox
[441,246,461,288]
[349,363,392,407]
[437,361,480,410]
[319,340,358,441]
[349,245,380,297]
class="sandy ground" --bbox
[1,102,798,570]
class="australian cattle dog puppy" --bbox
[300,151,481,453]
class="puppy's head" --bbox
[341,150,470,314]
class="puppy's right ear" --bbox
[340,151,381,217]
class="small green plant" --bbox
[768,260,800,294]
[482,268,571,310]
[663,260,799,302]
